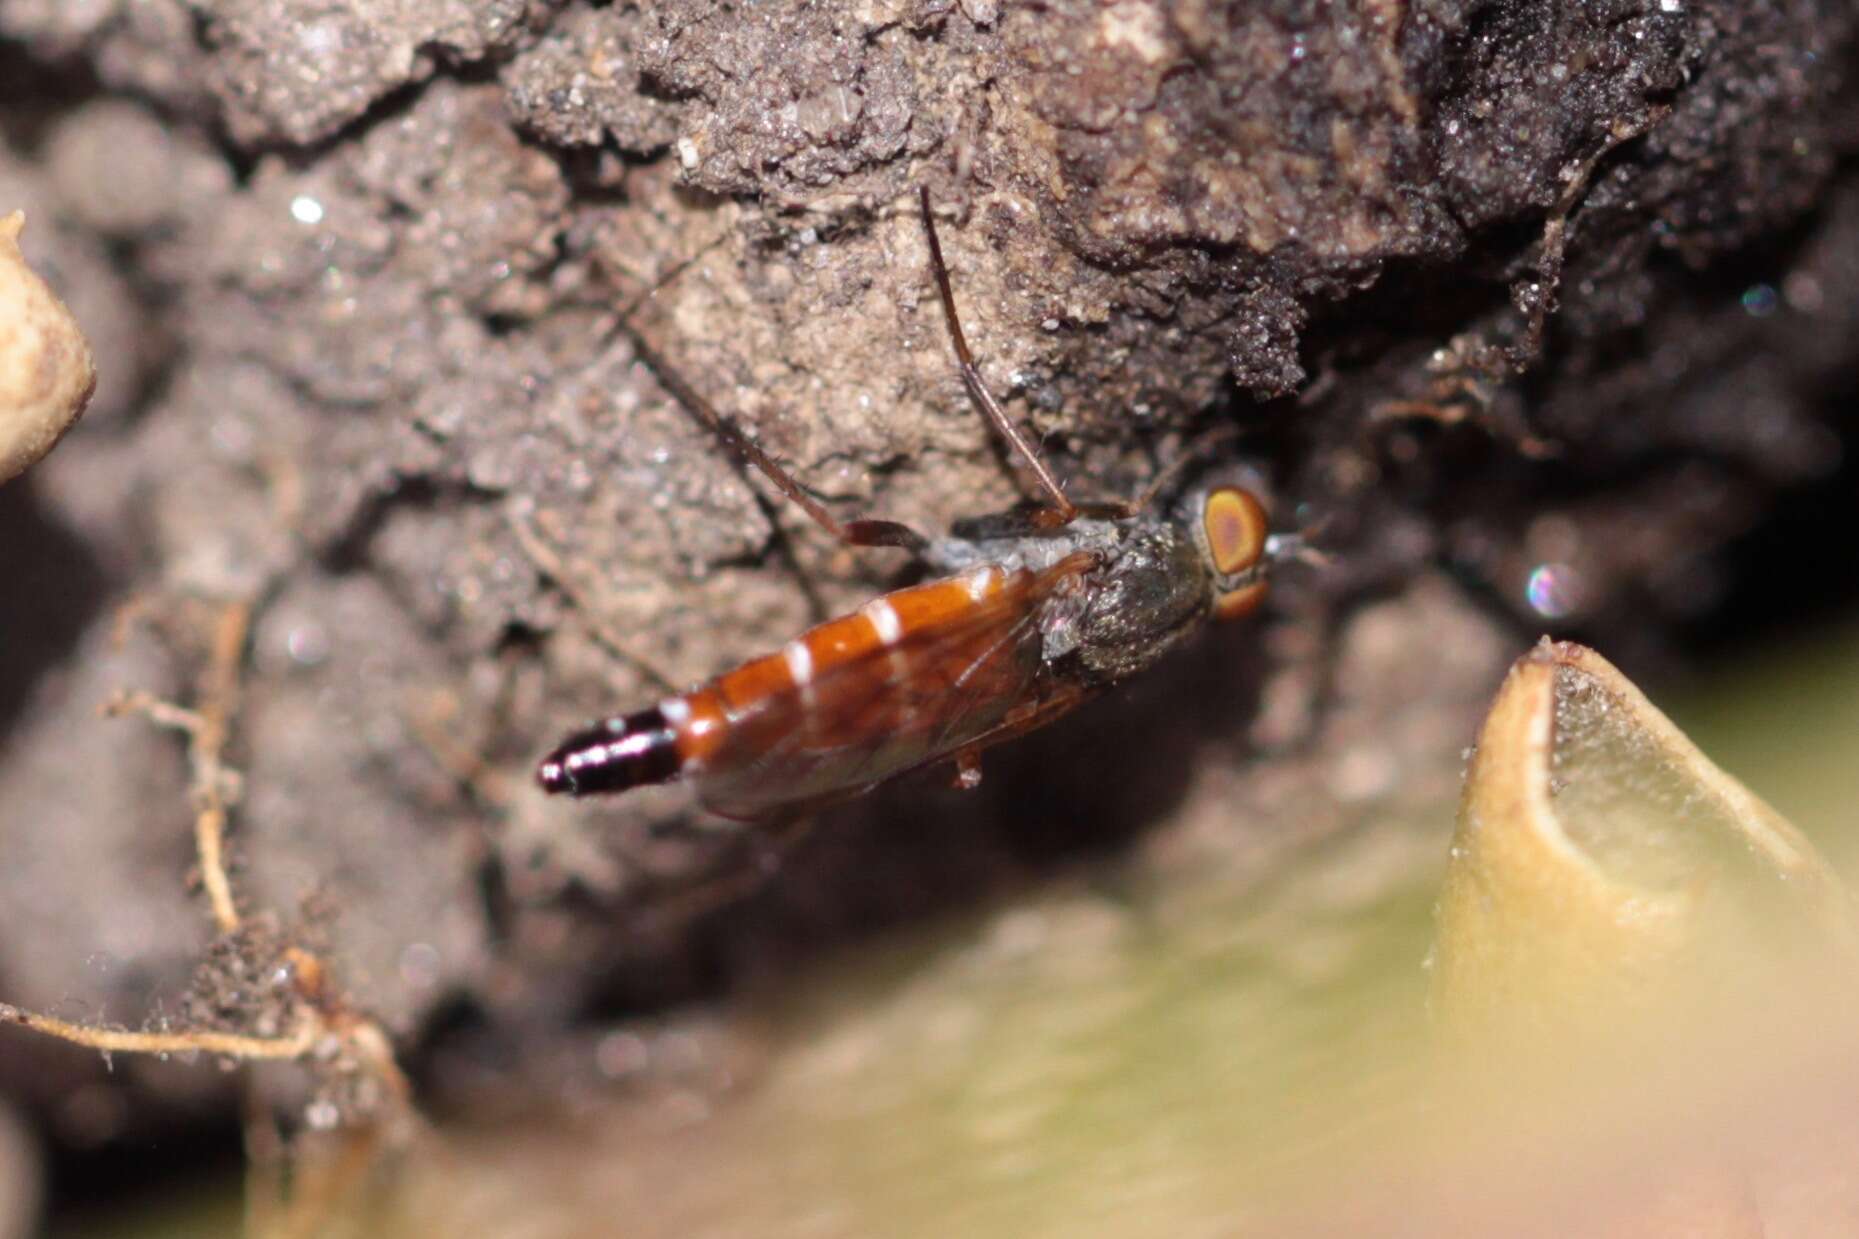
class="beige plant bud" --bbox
[1430,639,1859,1238]
[1433,639,1854,1044]
[0,211,97,485]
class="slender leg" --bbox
[630,812,818,937]
[624,325,928,553]
[943,680,1097,777]
[918,187,1079,528]
[1126,425,1245,513]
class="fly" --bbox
[537,188,1307,820]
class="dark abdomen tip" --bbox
[536,707,682,797]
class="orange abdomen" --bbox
[537,563,1033,810]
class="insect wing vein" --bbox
[694,559,1084,817]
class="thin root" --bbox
[7,593,418,1239]
[106,600,252,934]
[0,1002,319,1061]
[405,689,517,810]
[506,508,679,694]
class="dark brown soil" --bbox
[0,0,1855,1200]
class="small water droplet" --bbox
[289,195,325,226]
[1740,283,1778,317]
[1525,562,1584,619]
[286,622,330,667]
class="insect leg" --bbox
[626,328,928,553]
[628,813,818,940]
[1126,425,1246,513]
[945,681,1097,783]
[918,186,1079,529]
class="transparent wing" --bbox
[694,557,1092,820]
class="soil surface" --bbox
[0,0,1856,1178]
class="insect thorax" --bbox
[927,514,1214,684]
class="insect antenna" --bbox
[1264,524,1334,569]
[1126,425,1246,513]
[918,187,1079,528]
[608,229,732,327]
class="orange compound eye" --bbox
[1214,579,1269,621]
[1202,487,1269,577]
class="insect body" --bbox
[537,190,1295,819]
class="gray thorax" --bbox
[924,513,1216,683]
